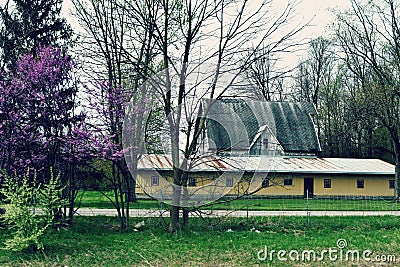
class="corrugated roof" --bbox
[270,157,394,175]
[137,154,229,171]
[137,155,395,175]
[204,99,321,153]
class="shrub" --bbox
[0,169,64,252]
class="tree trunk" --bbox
[181,171,189,227]
[67,189,75,225]
[169,177,181,232]
[169,119,181,232]
[169,163,181,233]
[169,205,180,233]
[395,148,400,201]
[67,163,76,225]
[182,208,189,226]
[129,178,137,202]
[392,132,400,201]
[367,126,373,158]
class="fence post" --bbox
[246,193,249,222]
[159,190,163,225]
[306,189,310,228]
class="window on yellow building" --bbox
[151,176,159,186]
[284,178,292,186]
[226,177,233,187]
[357,179,364,189]
[324,179,331,188]
[189,177,196,186]
[389,180,395,189]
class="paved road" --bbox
[74,208,400,217]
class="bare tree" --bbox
[294,37,334,106]
[235,44,294,101]
[334,0,400,199]
[71,0,156,228]
[124,0,306,232]
[293,36,335,148]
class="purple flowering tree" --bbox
[79,81,151,229]
[0,45,86,223]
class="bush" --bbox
[0,170,64,252]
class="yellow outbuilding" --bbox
[133,100,396,201]
[136,155,395,199]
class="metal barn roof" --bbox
[137,155,395,175]
[270,157,394,175]
[204,99,321,154]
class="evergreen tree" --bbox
[0,0,73,72]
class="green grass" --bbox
[77,191,159,209]
[210,198,400,211]
[79,190,400,211]
[1,216,399,266]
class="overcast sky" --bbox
[59,0,351,66]
[0,0,352,39]
[60,0,351,38]
[0,0,352,66]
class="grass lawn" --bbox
[79,190,400,211]
[1,216,399,266]
[77,191,160,209]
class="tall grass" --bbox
[1,216,399,266]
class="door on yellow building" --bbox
[304,178,314,198]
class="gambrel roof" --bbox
[204,99,321,154]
